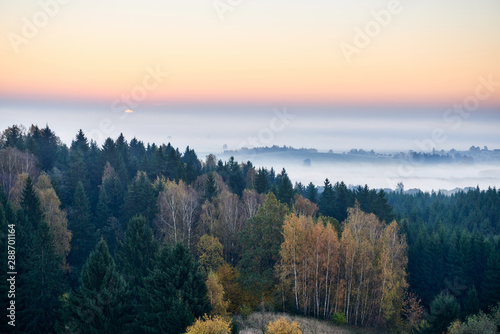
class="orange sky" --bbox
[1,0,499,106]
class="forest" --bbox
[0,124,499,333]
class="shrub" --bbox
[265,317,302,334]
[331,312,347,326]
[239,304,252,320]
[184,315,231,334]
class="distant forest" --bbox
[0,124,499,333]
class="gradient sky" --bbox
[1,0,499,105]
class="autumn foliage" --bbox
[278,202,408,326]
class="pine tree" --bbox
[18,221,65,333]
[255,168,270,194]
[138,243,210,333]
[60,239,132,333]
[68,181,96,269]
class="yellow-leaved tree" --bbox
[265,317,302,334]
[35,173,72,271]
[184,315,231,334]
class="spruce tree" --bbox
[116,215,158,287]
[204,172,218,201]
[138,243,210,333]
[306,182,318,203]
[481,249,500,309]
[18,221,65,333]
[277,169,294,207]
[123,171,156,224]
[60,239,132,333]
[20,176,42,231]
[68,181,96,269]
[319,178,335,218]
[255,168,269,194]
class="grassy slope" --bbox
[235,312,388,334]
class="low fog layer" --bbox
[1,102,498,192]
[2,103,498,153]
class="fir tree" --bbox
[277,168,294,207]
[138,243,210,333]
[116,215,158,287]
[60,239,132,333]
[20,176,43,230]
[18,221,65,333]
[255,168,269,194]
[319,178,335,218]
[481,249,500,309]
[68,181,96,270]
[204,172,218,201]
[123,171,156,224]
[306,182,318,203]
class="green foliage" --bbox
[277,169,294,206]
[116,215,158,286]
[448,309,499,334]
[428,291,461,334]
[123,171,157,223]
[197,234,225,277]
[204,172,218,201]
[230,318,239,334]
[305,182,317,203]
[68,181,96,269]
[28,125,59,171]
[239,304,253,320]
[18,220,65,333]
[183,146,202,184]
[238,193,288,299]
[463,287,480,318]
[138,243,211,333]
[60,239,132,333]
[331,312,347,325]
[319,179,335,218]
[255,168,270,194]
[20,176,42,230]
[481,249,500,310]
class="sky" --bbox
[1,0,499,105]
[0,0,499,156]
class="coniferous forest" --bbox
[1,124,499,333]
